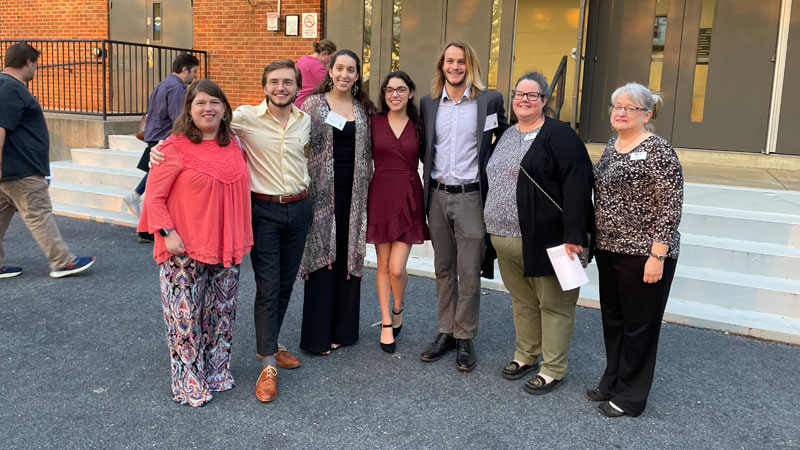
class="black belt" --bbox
[430,180,480,194]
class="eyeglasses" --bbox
[609,105,647,114]
[384,86,409,96]
[512,90,544,101]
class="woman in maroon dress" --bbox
[367,71,428,353]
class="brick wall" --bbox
[0,0,109,40]
[193,0,323,108]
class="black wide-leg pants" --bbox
[595,249,678,417]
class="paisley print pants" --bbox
[159,255,239,407]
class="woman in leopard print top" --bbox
[588,82,683,419]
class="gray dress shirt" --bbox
[432,86,479,185]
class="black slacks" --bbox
[595,249,678,417]
[251,195,312,357]
[300,175,361,353]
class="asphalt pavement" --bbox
[1,215,798,449]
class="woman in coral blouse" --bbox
[138,79,253,407]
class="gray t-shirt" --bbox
[484,125,540,237]
[0,73,50,181]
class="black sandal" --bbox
[392,307,404,337]
[523,375,563,395]
[380,323,396,353]
[501,360,538,380]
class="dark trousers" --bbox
[595,249,678,417]
[251,196,312,357]
[300,176,361,353]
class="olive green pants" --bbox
[491,235,579,380]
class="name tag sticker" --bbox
[484,113,498,131]
[324,111,347,130]
[629,151,647,161]
[524,132,537,141]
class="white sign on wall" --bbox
[267,12,279,31]
[301,13,317,39]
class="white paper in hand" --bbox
[546,244,589,291]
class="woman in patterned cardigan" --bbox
[588,82,683,418]
[298,50,374,354]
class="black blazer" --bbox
[516,116,594,277]
[420,88,509,278]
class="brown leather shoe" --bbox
[275,344,301,369]
[255,365,278,402]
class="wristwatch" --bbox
[649,252,666,261]
[159,228,174,237]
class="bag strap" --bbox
[519,165,563,214]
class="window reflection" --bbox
[391,0,402,72]
[648,0,669,93]
[691,0,716,122]
[488,0,503,90]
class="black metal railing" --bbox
[548,55,568,120]
[0,39,207,118]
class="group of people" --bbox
[0,39,683,418]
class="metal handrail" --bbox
[549,55,568,120]
[0,39,207,119]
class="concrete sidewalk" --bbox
[1,215,798,449]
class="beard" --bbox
[267,92,296,107]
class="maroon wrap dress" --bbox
[366,113,429,244]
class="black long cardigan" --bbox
[516,116,594,278]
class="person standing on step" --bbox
[419,40,508,372]
[0,42,96,279]
[124,53,199,243]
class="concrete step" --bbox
[583,264,800,319]
[685,182,800,216]
[364,249,800,344]
[49,180,132,214]
[680,233,800,281]
[70,148,142,170]
[51,161,144,191]
[51,202,138,228]
[680,204,800,247]
[108,134,147,152]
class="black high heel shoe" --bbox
[392,307,404,337]
[380,323,396,353]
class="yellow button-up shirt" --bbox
[232,100,311,196]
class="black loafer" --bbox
[523,375,563,395]
[501,361,538,380]
[420,333,455,362]
[455,338,476,372]
[598,401,627,417]
[586,387,609,402]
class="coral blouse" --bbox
[138,134,253,267]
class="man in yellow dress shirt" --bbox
[230,60,312,403]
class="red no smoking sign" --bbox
[301,12,317,38]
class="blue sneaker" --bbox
[0,265,23,278]
[50,256,96,279]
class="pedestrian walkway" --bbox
[2,215,798,449]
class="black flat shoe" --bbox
[420,333,455,362]
[392,307,403,337]
[598,401,627,417]
[380,323,395,353]
[523,375,563,395]
[586,387,609,402]
[501,361,538,380]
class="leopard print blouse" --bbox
[593,134,683,258]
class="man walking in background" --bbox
[0,42,95,279]
[124,53,199,242]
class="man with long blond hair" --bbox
[419,40,508,372]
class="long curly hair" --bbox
[378,71,424,151]
[312,49,375,114]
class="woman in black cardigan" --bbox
[484,72,593,395]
